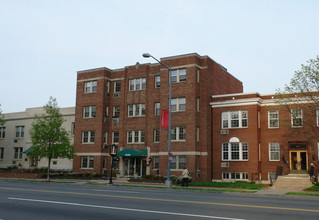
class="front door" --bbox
[290,151,308,172]
[123,158,146,177]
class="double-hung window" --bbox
[14,147,23,159]
[114,81,121,93]
[170,68,186,83]
[113,106,120,117]
[128,104,145,117]
[153,156,159,169]
[154,129,160,143]
[0,127,5,138]
[112,131,119,144]
[155,76,160,88]
[171,98,186,112]
[221,111,248,129]
[127,130,145,144]
[129,78,146,91]
[222,142,248,161]
[154,102,160,116]
[82,131,95,143]
[171,127,186,141]
[84,80,97,93]
[316,110,319,126]
[269,142,280,161]
[0,148,4,159]
[81,156,94,168]
[83,106,96,118]
[16,126,24,138]
[291,109,303,127]
[170,156,186,169]
[268,110,279,128]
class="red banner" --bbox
[161,110,169,129]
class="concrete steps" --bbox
[267,174,312,192]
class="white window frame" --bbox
[129,78,146,91]
[196,127,200,142]
[114,81,121,93]
[104,131,108,144]
[15,126,24,138]
[81,156,94,169]
[154,129,160,143]
[105,106,109,117]
[171,127,186,141]
[170,68,186,83]
[316,110,319,126]
[269,142,280,161]
[14,147,23,159]
[154,102,160,116]
[197,69,200,82]
[171,98,186,112]
[153,156,159,169]
[155,75,160,88]
[0,127,5,139]
[197,98,200,112]
[84,80,97,93]
[83,106,96,118]
[222,172,249,180]
[291,108,303,127]
[82,131,95,144]
[112,131,119,144]
[170,155,186,170]
[221,111,248,129]
[128,104,145,117]
[106,81,110,93]
[268,110,279,128]
[127,130,145,144]
[222,142,248,161]
[113,106,120,117]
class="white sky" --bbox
[1,0,319,113]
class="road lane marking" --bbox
[8,197,245,220]
[1,186,319,213]
[92,189,139,194]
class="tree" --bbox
[276,56,319,140]
[30,97,74,181]
[0,104,5,126]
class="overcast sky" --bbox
[1,0,319,113]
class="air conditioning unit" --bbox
[112,118,119,123]
[113,93,119,98]
[221,162,229,168]
[220,129,229,135]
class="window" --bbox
[291,109,303,127]
[268,110,279,128]
[0,127,5,138]
[83,106,96,118]
[15,126,24,138]
[222,142,248,161]
[154,102,160,116]
[222,172,248,180]
[155,76,160,88]
[171,98,186,112]
[84,80,97,93]
[171,127,186,141]
[71,122,75,135]
[170,68,186,83]
[127,130,145,144]
[81,156,94,168]
[197,69,200,82]
[104,131,108,144]
[114,81,121,93]
[14,147,23,159]
[128,104,145,117]
[153,156,159,169]
[316,110,319,126]
[113,106,120,117]
[196,127,199,142]
[221,111,248,129]
[171,156,186,170]
[154,130,160,143]
[0,148,4,159]
[129,78,146,91]
[105,106,109,117]
[197,98,200,112]
[105,81,110,94]
[269,142,280,161]
[82,131,95,143]
[112,131,119,144]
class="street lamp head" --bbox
[142,53,151,58]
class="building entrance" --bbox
[290,151,308,172]
[123,158,146,177]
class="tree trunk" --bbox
[47,157,51,181]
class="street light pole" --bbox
[143,53,172,187]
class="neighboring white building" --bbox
[0,107,75,170]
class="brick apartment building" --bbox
[211,92,319,182]
[73,53,243,181]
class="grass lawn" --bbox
[188,181,266,190]
[304,185,319,192]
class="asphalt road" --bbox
[0,180,318,220]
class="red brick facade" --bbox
[211,93,319,182]
[73,53,243,181]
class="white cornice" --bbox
[210,98,263,108]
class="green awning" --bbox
[23,146,35,154]
[117,149,147,157]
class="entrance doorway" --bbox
[123,158,146,177]
[290,151,308,173]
